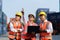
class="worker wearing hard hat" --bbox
[8,12,24,40]
[38,11,53,40]
[22,14,38,40]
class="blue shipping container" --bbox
[2,24,7,34]
[0,11,7,35]
[0,11,2,23]
[0,23,2,35]
[0,0,2,11]
[2,12,7,24]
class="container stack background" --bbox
[0,0,7,35]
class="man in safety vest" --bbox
[38,11,53,40]
[22,14,38,40]
[8,12,23,40]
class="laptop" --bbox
[27,26,40,34]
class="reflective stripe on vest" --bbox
[40,21,50,37]
[9,22,22,35]
[13,22,22,29]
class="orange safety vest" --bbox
[23,21,37,33]
[7,22,10,32]
[8,22,22,39]
[9,22,22,34]
[22,21,37,39]
[40,21,51,37]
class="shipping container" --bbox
[2,24,7,34]
[0,11,2,23]
[47,12,60,35]
[0,11,7,24]
[0,0,7,35]
[0,11,7,35]
[0,0,2,11]
[2,12,7,24]
[0,23,2,35]
[2,12,7,34]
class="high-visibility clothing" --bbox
[25,21,38,33]
[7,22,10,32]
[39,20,53,40]
[8,21,23,40]
[22,21,37,40]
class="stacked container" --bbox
[0,11,2,35]
[0,12,7,35]
[0,0,2,35]
[2,12,7,34]
[47,12,60,35]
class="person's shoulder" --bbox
[9,20,15,25]
[47,21,52,24]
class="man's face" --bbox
[39,15,46,21]
[15,16,21,21]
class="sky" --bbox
[2,0,59,22]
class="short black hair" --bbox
[16,15,21,18]
[28,14,34,18]
[39,14,44,16]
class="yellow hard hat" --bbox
[38,11,47,16]
[16,12,22,17]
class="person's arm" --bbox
[46,22,53,33]
[10,22,17,32]
[19,26,24,32]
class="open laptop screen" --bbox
[27,26,40,34]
